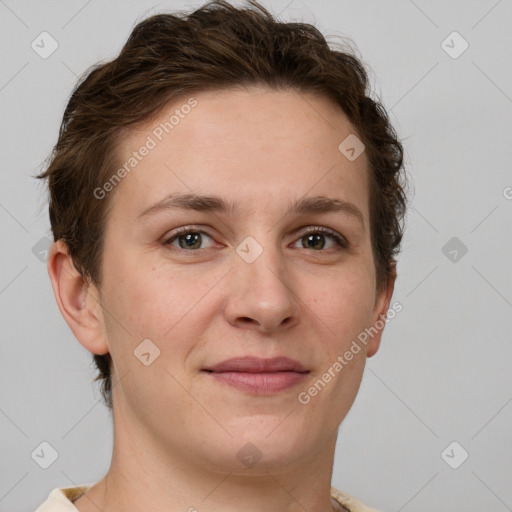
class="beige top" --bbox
[34,484,380,512]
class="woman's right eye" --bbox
[163,229,216,251]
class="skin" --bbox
[48,85,395,512]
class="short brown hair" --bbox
[38,0,407,409]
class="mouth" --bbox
[202,356,310,395]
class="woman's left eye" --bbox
[162,226,348,252]
[290,227,348,251]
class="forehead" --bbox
[110,86,369,221]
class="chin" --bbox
[199,416,323,474]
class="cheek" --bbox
[99,247,222,356]
[300,275,373,424]
[303,265,376,354]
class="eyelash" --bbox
[162,225,349,253]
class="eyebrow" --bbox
[137,193,365,229]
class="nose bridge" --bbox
[226,232,299,332]
[236,233,289,298]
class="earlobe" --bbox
[366,265,397,358]
[47,240,110,355]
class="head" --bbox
[40,0,406,471]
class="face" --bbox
[90,86,393,472]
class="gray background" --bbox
[1,1,511,511]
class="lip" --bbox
[202,356,309,395]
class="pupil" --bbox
[305,234,324,250]
[180,233,201,249]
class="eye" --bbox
[291,226,348,251]
[162,225,348,253]
[163,227,215,250]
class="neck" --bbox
[75,404,341,512]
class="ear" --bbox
[366,265,397,358]
[47,240,109,355]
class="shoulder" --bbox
[36,484,377,512]
[34,485,93,512]
[331,487,382,512]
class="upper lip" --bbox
[203,356,308,373]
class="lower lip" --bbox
[207,371,308,394]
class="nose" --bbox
[223,241,300,334]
